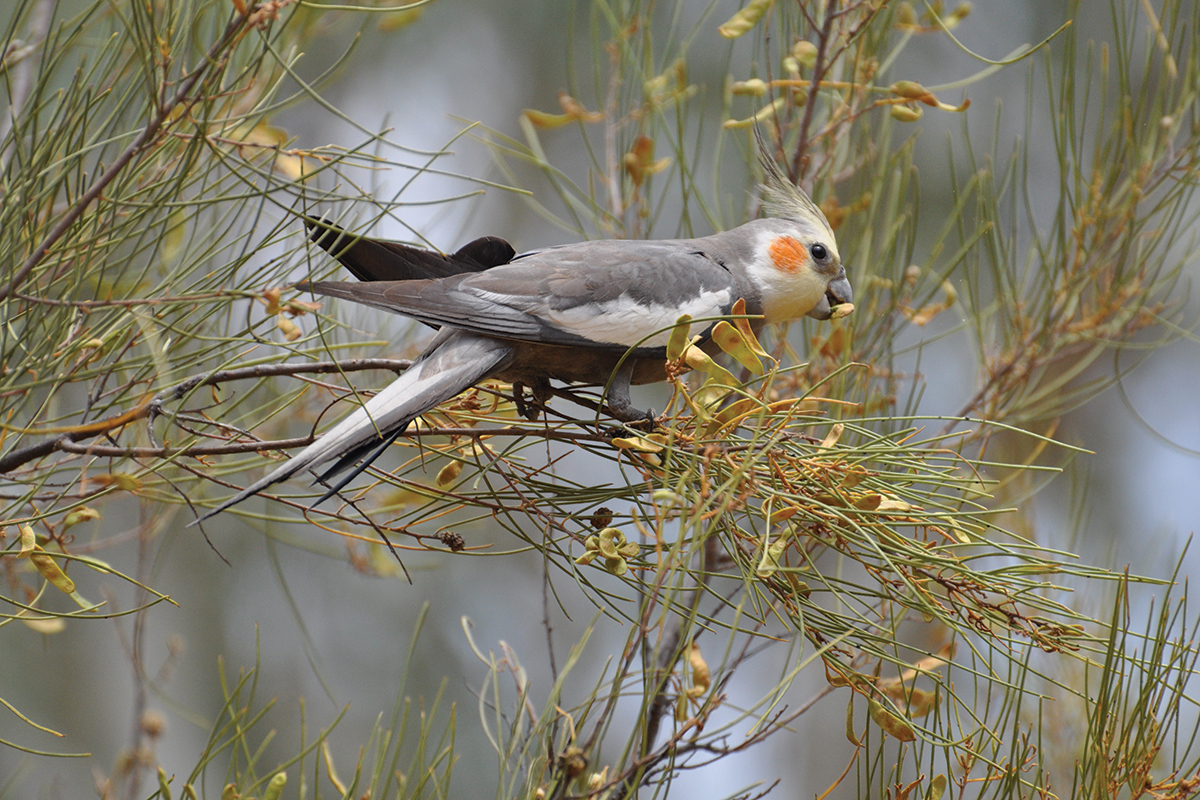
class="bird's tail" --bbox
[189,332,512,526]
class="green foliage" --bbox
[2,0,1200,798]
[135,608,455,800]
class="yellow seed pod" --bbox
[890,105,924,123]
[756,536,787,578]
[18,524,37,555]
[686,642,711,697]
[596,528,624,559]
[682,344,737,387]
[18,526,76,595]
[30,552,75,595]
[868,698,917,741]
[792,40,818,69]
[158,767,173,800]
[558,93,605,122]
[276,315,301,342]
[712,320,765,374]
[261,286,282,314]
[604,556,629,576]
[768,505,799,525]
[718,0,775,39]
[730,78,768,97]
[22,616,65,634]
[784,573,810,597]
[853,494,883,511]
[522,109,574,129]
[889,80,929,100]
[600,527,638,561]
[887,685,937,717]
[651,489,683,507]
[63,507,101,529]
[90,473,142,492]
[846,695,861,745]
[723,96,785,128]
[611,436,663,453]
[666,314,695,361]
[435,460,463,487]
[575,536,601,566]
[820,423,845,449]
[262,772,287,800]
[635,451,663,468]
[876,496,913,512]
[824,660,851,687]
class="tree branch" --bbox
[789,0,838,182]
[0,358,412,473]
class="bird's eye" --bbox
[810,243,828,261]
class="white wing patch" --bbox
[545,289,732,347]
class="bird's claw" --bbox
[601,411,659,440]
[625,410,658,432]
[512,381,534,420]
[604,403,658,429]
[512,379,551,421]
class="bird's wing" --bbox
[308,240,739,353]
[307,217,516,282]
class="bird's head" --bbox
[747,145,853,322]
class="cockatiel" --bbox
[191,154,852,524]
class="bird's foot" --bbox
[604,398,658,430]
[512,381,532,420]
[512,379,552,421]
[621,411,659,433]
[603,362,658,429]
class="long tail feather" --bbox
[312,427,404,507]
[188,332,513,526]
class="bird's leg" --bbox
[530,377,551,406]
[512,380,531,420]
[511,379,552,421]
[604,361,656,427]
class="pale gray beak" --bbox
[806,271,853,320]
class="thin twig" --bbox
[0,9,251,300]
[0,359,412,473]
[789,0,838,182]
[12,290,252,308]
[52,426,611,460]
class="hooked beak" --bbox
[805,269,854,320]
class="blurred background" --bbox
[2,1,1197,797]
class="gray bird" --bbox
[191,156,853,524]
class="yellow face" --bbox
[749,224,845,322]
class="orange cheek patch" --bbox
[768,236,809,273]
